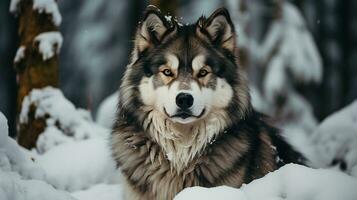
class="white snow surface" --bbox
[36,138,120,192]
[175,164,357,200]
[0,112,45,181]
[96,92,119,129]
[72,184,122,200]
[0,171,75,200]
[34,31,63,61]
[10,0,62,26]
[14,46,26,63]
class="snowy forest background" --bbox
[1,0,357,199]
[1,0,357,137]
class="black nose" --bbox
[176,93,194,110]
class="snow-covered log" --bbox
[19,87,109,153]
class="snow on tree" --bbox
[10,0,63,149]
[10,0,62,26]
[34,31,63,61]
[14,45,26,63]
[19,87,109,154]
[226,0,322,135]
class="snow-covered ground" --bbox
[1,89,357,199]
[1,88,122,200]
[175,164,357,200]
[0,112,75,200]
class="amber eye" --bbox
[162,69,173,77]
[198,69,209,77]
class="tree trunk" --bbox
[13,0,61,149]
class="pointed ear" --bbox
[135,5,174,53]
[196,8,236,53]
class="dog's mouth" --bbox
[164,108,206,124]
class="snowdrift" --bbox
[175,164,357,200]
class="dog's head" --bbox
[120,6,250,126]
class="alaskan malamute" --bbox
[111,6,303,200]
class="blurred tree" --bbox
[150,0,178,16]
[226,0,322,134]
[294,0,357,119]
[11,0,62,149]
[58,0,146,116]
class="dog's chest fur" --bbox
[111,112,282,200]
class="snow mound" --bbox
[175,164,357,200]
[311,100,357,176]
[96,92,119,129]
[10,0,62,26]
[20,87,109,153]
[36,138,120,192]
[34,32,63,60]
[0,112,75,200]
[0,112,45,180]
[0,171,75,200]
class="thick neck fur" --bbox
[141,108,230,173]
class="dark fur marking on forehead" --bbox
[136,22,240,94]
